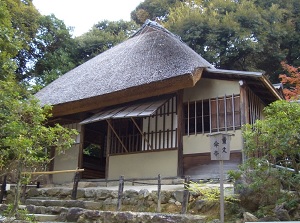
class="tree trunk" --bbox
[10,160,22,217]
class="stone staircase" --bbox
[0,182,209,223]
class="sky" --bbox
[32,0,144,37]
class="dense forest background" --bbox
[1,0,300,88]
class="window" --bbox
[109,96,178,155]
[110,118,143,154]
[184,95,241,135]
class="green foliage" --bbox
[28,14,77,87]
[0,77,77,172]
[188,181,239,203]
[4,203,37,222]
[164,0,300,82]
[74,20,138,64]
[131,0,180,24]
[0,0,21,79]
[230,100,300,211]
[0,76,77,215]
[3,0,40,79]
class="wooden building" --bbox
[35,20,283,184]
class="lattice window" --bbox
[184,94,241,135]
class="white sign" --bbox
[208,133,233,161]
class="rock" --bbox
[235,175,280,212]
[84,188,96,198]
[84,201,102,210]
[173,190,184,203]
[175,201,181,206]
[27,188,40,197]
[46,188,61,197]
[66,207,84,222]
[76,188,85,199]
[138,189,150,199]
[193,199,218,213]
[258,216,280,221]
[160,191,171,204]
[243,212,258,222]
[103,197,118,205]
[168,198,176,204]
[275,208,291,221]
[95,189,111,200]
[124,189,138,198]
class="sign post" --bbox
[207,132,234,223]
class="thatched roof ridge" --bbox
[35,21,214,106]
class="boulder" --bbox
[243,212,258,222]
[275,208,291,221]
[66,207,84,222]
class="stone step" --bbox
[27,214,59,222]
[25,199,104,210]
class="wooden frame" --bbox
[184,94,241,135]
[108,96,178,155]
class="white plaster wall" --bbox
[183,130,243,154]
[53,123,81,184]
[184,78,240,102]
[108,150,178,180]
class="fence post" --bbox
[0,175,7,204]
[117,175,124,211]
[157,174,161,212]
[181,175,190,214]
[71,171,80,200]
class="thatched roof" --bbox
[35,20,214,107]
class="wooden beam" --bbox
[131,117,152,150]
[106,120,128,153]
[51,72,202,118]
[22,169,84,175]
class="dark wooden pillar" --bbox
[105,120,112,179]
[240,81,249,162]
[78,124,85,179]
[177,90,184,177]
[240,81,249,125]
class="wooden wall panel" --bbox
[183,152,242,179]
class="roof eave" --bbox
[205,68,283,101]
[50,68,204,117]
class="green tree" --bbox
[4,0,40,80]
[0,0,21,79]
[164,0,300,83]
[74,20,138,64]
[1,2,77,215]
[240,100,300,202]
[28,14,77,88]
[131,0,180,24]
[0,76,77,216]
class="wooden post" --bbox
[181,175,190,214]
[177,90,184,177]
[0,175,7,204]
[105,120,112,179]
[240,82,249,126]
[157,174,161,212]
[71,171,80,200]
[220,160,225,223]
[117,176,124,211]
